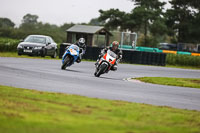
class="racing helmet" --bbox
[78,38,85,47]
[112,41,119,51]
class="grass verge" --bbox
[0,52,94,62]
[0,85,200,133]
[135,77,200,89]
[166,65,200,70]
[0,52,59,60]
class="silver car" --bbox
[17,35,57,58]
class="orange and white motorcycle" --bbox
[94,49,117,77]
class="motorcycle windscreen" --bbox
[68,44,80,52]
[107,50,117,58]
[105,50,117,64]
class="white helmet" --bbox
[78,38,85,47]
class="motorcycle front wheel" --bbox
[61,56,71,70]
[94,63,107,77]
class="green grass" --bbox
[0,52,94,62]
[166,65,200,70]
[0,85,200,133]
[135,77,200,88]
[0,52,60,60]
[166,54,200,67]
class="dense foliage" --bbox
[0,38,19,52]
[0,14,74,43]
[98,0,200,46]
[166,54,200,67]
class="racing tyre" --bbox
[61,56,71,70]
[95,63,107,77]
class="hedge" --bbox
[0,38,19,52]
[166,54,200,67]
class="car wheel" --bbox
[51,50,57,58]
[18,52,22,56]
[41,48,46,57]
[41,54,45,57]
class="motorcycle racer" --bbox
[95,41,122,71]
[74,38,86,63]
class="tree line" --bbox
[96,0,200,47]
[0,0,200,47]
[0,14,75,43]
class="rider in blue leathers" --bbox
[75,38,86,63]
[66,38,86,63]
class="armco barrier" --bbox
[177,51,191,55]
[59,44,166,66]
[191,53,200,56]
[163,50,177,54]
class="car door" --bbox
[49,37,57,54]
[45,37,54,55]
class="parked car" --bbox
[17,35,57,58]
[159,43,177,51]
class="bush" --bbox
[0,37,19,52]
[166,54,200,67]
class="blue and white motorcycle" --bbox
[61,44,81,70]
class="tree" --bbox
[188,0,200,11]
[131,0,166,9]
[165,0,198,43]
[96,0,167,47]
[22,13,38,24]
[0,18,15,38]
[149,18,168,47]
[20,14,39,31]
[89,18,104,26]
[130,0,166,46]
[0,18,15,28]
[60,23,74,31]
[98,9,126,30]
[188,12,200,43]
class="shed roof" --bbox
[66,25,112,35]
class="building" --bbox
[66,25,112,47]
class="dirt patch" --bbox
[86,105,99,109]
[71,107,92,115]
[190,80,200,84]
[112,100,128,106]
[1,111,24,118]
[46,100,74,107]
[96,116,111,121]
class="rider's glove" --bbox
[119,55,122,59]
[116,59,120,64]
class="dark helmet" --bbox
[112,41,119,51]
[77,38,85,47]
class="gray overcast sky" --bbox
[0,0,135,26]
[0,0,169,26]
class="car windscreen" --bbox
[24,36,46,44]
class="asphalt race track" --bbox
[0,57,200,111]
